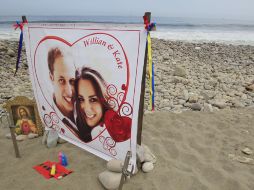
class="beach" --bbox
[0,38,254,190]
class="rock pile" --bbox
[98,144,156,190]
[0,39,254,116]
[144,39,254,113]
[0,40,33,118]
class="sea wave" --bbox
[151,30,254,45]
[1,16,254,45]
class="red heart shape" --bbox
[21,121,31,135]
[104,110,131,142]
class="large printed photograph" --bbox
[24,24,147,163]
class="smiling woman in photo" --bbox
[74,67,111,142]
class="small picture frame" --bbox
[3,96,43,136]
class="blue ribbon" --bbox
[147,22,156,31]
[14,30,23,76]
[152,61,155,110]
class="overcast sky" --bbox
[0,0,254,21]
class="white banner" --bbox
[23,23,147,166]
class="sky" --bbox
[0,0,254,21]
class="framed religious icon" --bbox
[3,96,43,136]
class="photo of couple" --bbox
[48,47,128,143]
[24,24,147,163]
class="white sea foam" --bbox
[0,28,19,40]
[1,21,254,46]
[151,28,254,46]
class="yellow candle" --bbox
[50,164,56,176]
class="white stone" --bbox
[168,48,174,56]
[107,159,124,173]
[28,133,38,139]
[1,115,9,128]
[179,99,186,105]
[190,103,202,111]
[233,100,245,108]
[5,133,16,139]
[188,93,199,103]
[228,154,253,164]
[98,170,122,190]
[46,130,58,148]
[173,66,187,78]
[213,107,220,112]
[136,144,145,163]
[7,49,15,57]
[241,147,253,155]
[144,153,155,163]
[204,84,213,90]
[16,135,27,141]
[246,84,254,91]
[203,103,213,112]
[241,94,248,100]
[183,89,189,101]
[142,162,154,173]
[236,156,253,164]
[143,145,157,163]
[213,100,227,109]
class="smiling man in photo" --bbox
[48,47,76,122]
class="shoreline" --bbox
[2,36,254,46]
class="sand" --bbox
[0,39,254,189]
[1,107,254,190]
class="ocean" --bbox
[1,15,254,45]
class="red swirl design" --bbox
[43,112,63,133]
[107,84,117,96]
[119,102,133,117]
[99,136,117,156]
